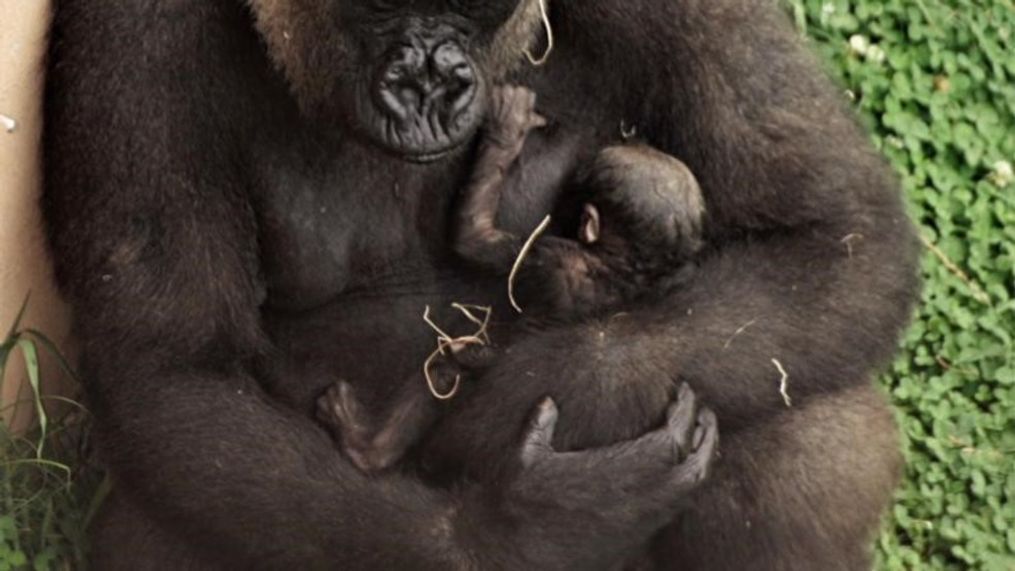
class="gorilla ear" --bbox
[579,203,601,245]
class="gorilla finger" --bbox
[520,397,559,467]
[670,408,719,495]
[694,408,718,453]
[316,381,347,420]
[451,344,497,371]
[666,383,699,460]
[336,381,373,428]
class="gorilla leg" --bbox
[653,384,901,571]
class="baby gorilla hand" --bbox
[483,85,547,161]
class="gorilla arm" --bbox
[43,3,712,567]
[542,0,920,429]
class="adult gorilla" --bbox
[43,0,918,568]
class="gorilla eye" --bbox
[369,0,404,13]
[448,0,516,26]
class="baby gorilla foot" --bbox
[445,339,498,372]
[484,85,547,161]
[316,381,397,473]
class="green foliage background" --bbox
[788,0,1015,568]
[2,0,1013,569]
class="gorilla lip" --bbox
[400,140,470,164]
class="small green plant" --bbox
[0,297,105,570]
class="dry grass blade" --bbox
[772,358,792,407]
[450,303,493,345]
[420,304,495,400]
[508,214,552,313]
[524,0,554,66]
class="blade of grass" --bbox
[3,293,31,343]
[82,475,112,531]
[15,339,48,457]
[24,330,79,384]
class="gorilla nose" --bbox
[378,41,477,122]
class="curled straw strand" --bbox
[508,215,552,314]
[525,0,554,66]
[422,304,493,400]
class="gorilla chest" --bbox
[253,127,589,312]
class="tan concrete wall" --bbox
[1,0,76,432]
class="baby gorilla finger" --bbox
[448,342,497,371]
[487,85,544,143]
[317,381,367,433]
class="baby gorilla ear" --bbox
[579,203,601,244]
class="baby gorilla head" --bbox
[577,145,706,271]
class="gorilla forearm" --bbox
[92,358,677,569]
[639,229,916,429]
[90,366,471,568]
[544,1,920,424]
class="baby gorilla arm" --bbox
[454,85,548,269]
[455,86,628,315]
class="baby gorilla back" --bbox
[418,317,677,485]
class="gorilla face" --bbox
[251,0,536,162]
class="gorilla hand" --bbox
[484,383,718,569]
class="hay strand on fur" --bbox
[424,341,462,400]
[421,304,494,400]
[508,214,552,313]
[423,305,454,343]
[723,319,757,350]
[525,0,554,66]
[772,358,792,407]
[450,303,493,345]
[840,233,864,258]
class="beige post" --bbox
[0,0,76,431]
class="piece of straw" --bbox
[508,215,552,313]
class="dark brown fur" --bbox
[315,85,711,482]
[43,0,918,569]
[454,85,706,318]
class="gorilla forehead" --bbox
[247,0,544,97]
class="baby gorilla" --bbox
[317,85,709,475]
[456,85,705,318]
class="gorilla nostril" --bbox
[376,41,476,123]
[433,43,473,84]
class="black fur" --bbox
[43,0,919,569]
